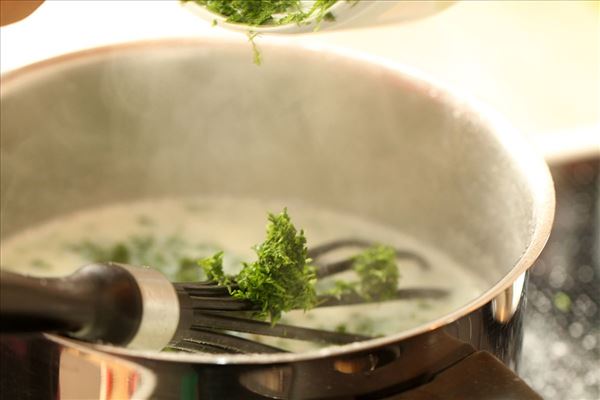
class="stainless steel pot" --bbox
[0,39,554,399]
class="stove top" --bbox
[520,157,599,399]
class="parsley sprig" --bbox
[328,245,399,301]
[199,209,399,323]
[200,209,317,322]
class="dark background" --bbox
[520,157,599,399]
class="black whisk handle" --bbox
[0,263,144,346]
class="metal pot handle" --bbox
[389,350,542,400]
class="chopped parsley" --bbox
[198,208,317,322]
[247,31,262,65]
[327,245,399,301]
[353,245,399,301]
[68,234,218,282]
[184,0,339,27]
[198,211,400,322]
[234,209,317,322]
[183,0,345,64]
[198,251,230,286]
[70,208,399,326]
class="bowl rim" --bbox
[1,37,555,365]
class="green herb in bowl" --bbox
[183,0,339,28]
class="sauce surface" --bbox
[0,197,485,352]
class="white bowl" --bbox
[182,1,455,34]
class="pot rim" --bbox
[1,37,555,365]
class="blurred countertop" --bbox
[1,0,598,161]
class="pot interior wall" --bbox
[0,41,534,288]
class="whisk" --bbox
[0,239,447,354]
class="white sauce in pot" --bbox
[0,197,486,352]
